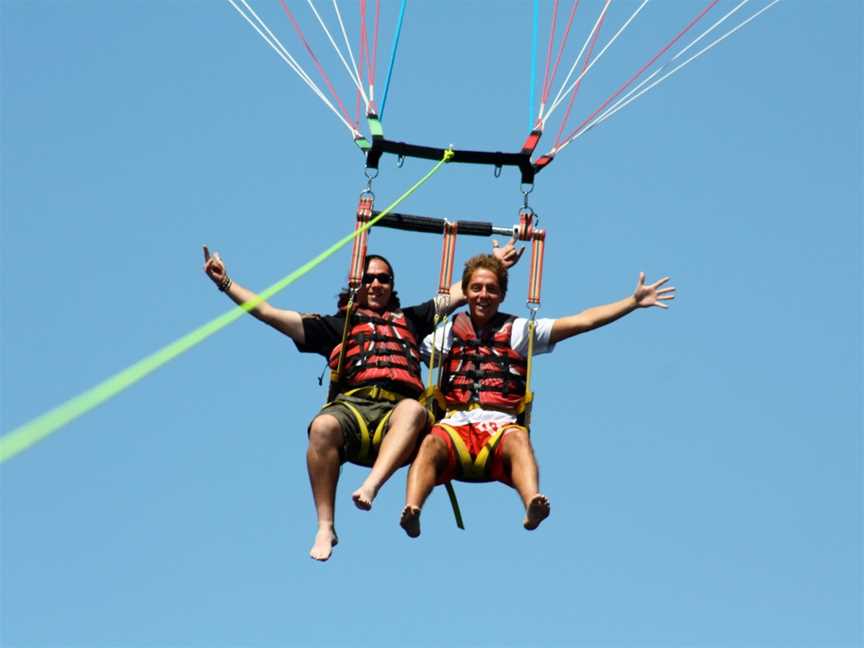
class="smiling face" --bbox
[465,267,504,328]
[358,257,394,312]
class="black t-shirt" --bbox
[294,299,438,359]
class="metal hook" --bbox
[520,182,534,209]
[494,164,502,178]
[396,154,405,168]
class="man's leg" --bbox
[400,433,449,538]
[352,399,428,510]
[307,414,343,561]
[500,428,550,530]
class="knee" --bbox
[308,415,343,451]
[418,433,448,464]
[502,428,532,455]
[393,399,428,428]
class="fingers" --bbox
[657,287,676,296]
[492,239,500,248]
[638,271,646,285]
[203,245,211,262]
[651,275,670,289]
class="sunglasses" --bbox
[362,272,392,286]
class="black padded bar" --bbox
[366,137,537,184]
[372,211,496,237]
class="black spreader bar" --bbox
[366,138,536,184]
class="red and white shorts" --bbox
[431,421,526,485]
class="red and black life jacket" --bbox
[328,308,425,397]
[441,312,528,412]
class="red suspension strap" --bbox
[437,220,458,295]
[348,192,374,289]
[528,229,546,307]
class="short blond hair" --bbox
[461,254,508,297]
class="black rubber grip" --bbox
[372,212,494,237]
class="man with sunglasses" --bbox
[203,242,521,561]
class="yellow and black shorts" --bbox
[312,387,432,467]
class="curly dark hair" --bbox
[336,254,401,312]
[461,254,508,297]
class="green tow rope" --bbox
[1,150,455,463]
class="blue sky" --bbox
[1,2,861,647]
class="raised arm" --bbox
[445,236,526,312]
[202,245,305,344]
[550,272,675,343]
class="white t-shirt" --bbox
[421,315,556,425]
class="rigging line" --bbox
[306,0,367,102]
[545,0,651,124]
[539,0,561,121]
[558,0,781,153]
[0,150,456,464]
[370,0,381,95]
[555,0,721,147]
[541,0,581,113]
[379,0,407,119]
[553,6,606,148]
[582,0,753,135]
[359,1,369,113]
[332,0,370,111]
[228,0,358,136]
[529,0,540,130]
[543,0,613,124]
[278,0,354,125]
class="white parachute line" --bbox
[584,0,753,136]
[331,0,370,112]
[542,0,612,124]
[556,0,783,154]
[306,0,367,101]
[543,0,650,124]
[228,0,359,136]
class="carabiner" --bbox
[397,154,405,168]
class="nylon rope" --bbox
[332,0,369,113]
[228,0,359,137]
[379,0,406,119]
[539,0,581,121]
[544,0,650,125]
[529,0,539,130]
[555,0,721,147]
[543,0,613,125]
[278,0,354,126]
[538,0,560,123]
[556,0,780,154]
[553,6,606,149]
[570,0,774,145]
[306,0,368,105]
[370,0,381,103]
[0,150,455,463]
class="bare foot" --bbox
[523,494,550,530]
[400,505,421,538]
[351,484,377,511]
[309,525,338,561]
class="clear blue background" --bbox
[2,2,861,647]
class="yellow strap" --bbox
[371,409,393,453]
[439,423,504,482]
[340,400,371,462]
[331,297,356,392]
[518,315,537,416]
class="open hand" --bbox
[633,272,676,309]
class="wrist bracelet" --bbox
[218,275,232,292]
